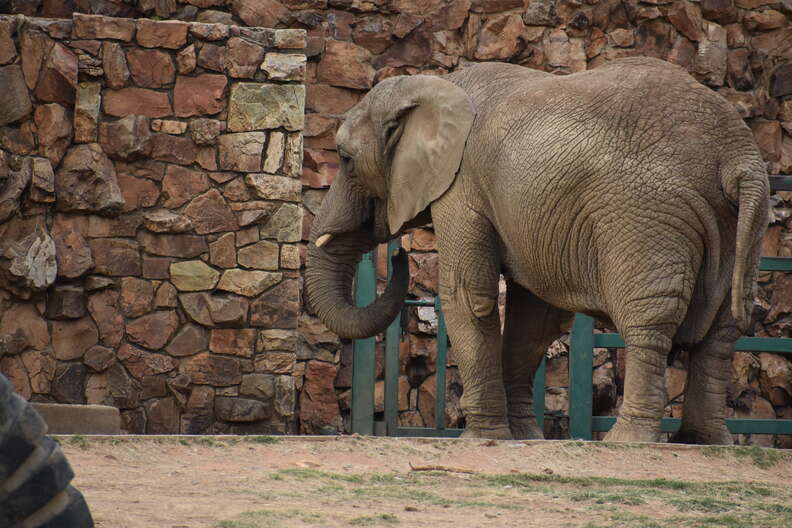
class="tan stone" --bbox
[88,289,124,348]
[34,103,72,166]
[225,37,266,79]
[218,132,266,172]
[179,292,249,327]
[259,203,302,243]
[261,53,306,81]
[317,40,374,90]
[143,210,193,234]
[152,119,188,135]
[217,269,282,297]
[167,324,207,357]
[273,29,306,49]
[99,115,152,162]
[237,241,279,270]
[189,22,230,41]
[170,260,220,292]
[228,83,305,132]
[180,352,241,386]
[262,131,285,174]
[255,351,296,374]
[176,44,197,75]
[475,14,524,60]
[118,342,176,379]
[0,303,50,354]
[246,174,301,202]
[257,329,297,352]
[693,21,727,87]
[240,373,275,399]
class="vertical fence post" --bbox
[384,241,402,435]
[533,357,546,431]
[435,297,448,430]
[569,313,594,440]
[352,250,377,435]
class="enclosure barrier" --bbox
[352,175,792,439]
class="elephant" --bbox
[305,57,770,444]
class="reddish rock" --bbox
[88,238,141,276]
[117,173,160,213]
[179,292,249,327]
[0,355,31,399]
[51,220,92,279]
[667,1,704,42]
[218,132,265,172]
[352,15,393,55]
[99,115,152,161]
[162,165,210,208]
[33,103,72,165]
[0,303,50,354]
[136,19,189,49]
[772,63,792,99]
[299,360,341,434]
[35,43,78,104]
[176,43,197,75]
[209,328,256,357]
[119,277,154,318]
[302,148,338,188]
[21,348,55,395]
[139,232,208,258]
[83,345,115,372]
[180,352,241,386]
[56,143,124,214]
[250,279,299,329]
[143,210,193,234]
[750,119,782,163]
[209,233,236,268]
[317,40,375,90]
[104,88,172,118]
[118,342,176,379]
[743,10,786,32]
[183,189,239,235]
[758,353,792,406]
[700,0,737,25]
[126,310,179,350]
[693,21,727,87]
[174,74,227,118]
[150,133,198,166]
[107,362,141,410]
[232,0,290,28]
[88,289,124,348]
[0,66,31,129]
[305,84,360,116]
[476,14,524,60]
[374,30,431,69]
[102,41,130,90]
[196,42,226,73]
[154,281,178,309]
[225,37,266,79]
[87,214,143,238]
[19,28,53,91]
[190,21,229,41]
[126,48,175,88]
[51,316,98,361]
[167,323,208,357]
[189,118,223,146]
[74,13,136,41]
[727,48,753,91]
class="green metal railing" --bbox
[352,175,792,439]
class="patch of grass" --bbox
[702,445,792,469]
[275,468,365,483]
[68,435,90,449]
[216,509,323,528]
[350,513,400,525]
[668,497,735,513]
[569,490,645,506]
[244,435,281,444]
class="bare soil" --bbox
[59,435,792,528]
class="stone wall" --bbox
[0,12,307,434]
[1,1,791,444]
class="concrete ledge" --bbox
[33,403,121,435]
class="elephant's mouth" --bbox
[315,199,391,250]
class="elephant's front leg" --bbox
[435,219,510,439]
[502,281,569,440]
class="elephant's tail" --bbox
[726,165,769,328]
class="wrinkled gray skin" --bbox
[305,57,770,444]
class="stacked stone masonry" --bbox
[0,11,307,434]
[1,1,792,444]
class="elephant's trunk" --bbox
[305,234,409,340]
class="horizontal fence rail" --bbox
[353,175,792,440]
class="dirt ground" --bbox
[59,435,792,528]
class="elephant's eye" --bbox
[338,150,354,171]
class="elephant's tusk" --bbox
[316,233,334,248]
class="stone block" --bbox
[215,396,271,422]
[210,328,256,357]
[51,316,98,361]
[174,74,228,117]
[35,43,78,104]
[257,329,297,352]
[228,83,305,132]
[262,53,306,81]
[34,103,72,166]
[246,174,301,202]
[74,82,101,143]
[170,260,221,291]
[137,19,189,49]
[218,132,266,172]
[273,29,307,49]
[102,41,130,90]
[250,279,299,328]
[125,310,179,350]
[237,240,279,270]
[225,37,266,79]
[179,292,249,327]
[74,14,135,41]
[99,115,152,161]
[183,189,239,234]
[119,277,154,318]
[87,289,124,348]
[45,284,86,320]
[209,232,236,268]
[127,48,175,88]
[88,238,141,276]
[139,232,208,258]
[217,269,282,297]
[180,352,241,386]
[150,133,198,165]
[152,119,187,135]
[0,18,17,65]
[104,87,172,118]
[0,65,32,127]
[56,143,124,214]
[260,203,302,243]
[167,323,207,357]
[143,210,193,233]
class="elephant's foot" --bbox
[670,424,734,445]
[509,418,544,440]
[460,424,513,440]
[603,417,662,443]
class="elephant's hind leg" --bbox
[671,302,738,445]
[502,280,569,440]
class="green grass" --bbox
[67,435,90,449]
[702,445,792,469]
[350,513,400,525]
[215,509,322,528]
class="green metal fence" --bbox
[352,175,792,439]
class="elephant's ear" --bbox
[385,76,475,235]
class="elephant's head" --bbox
[305,75,475,339]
